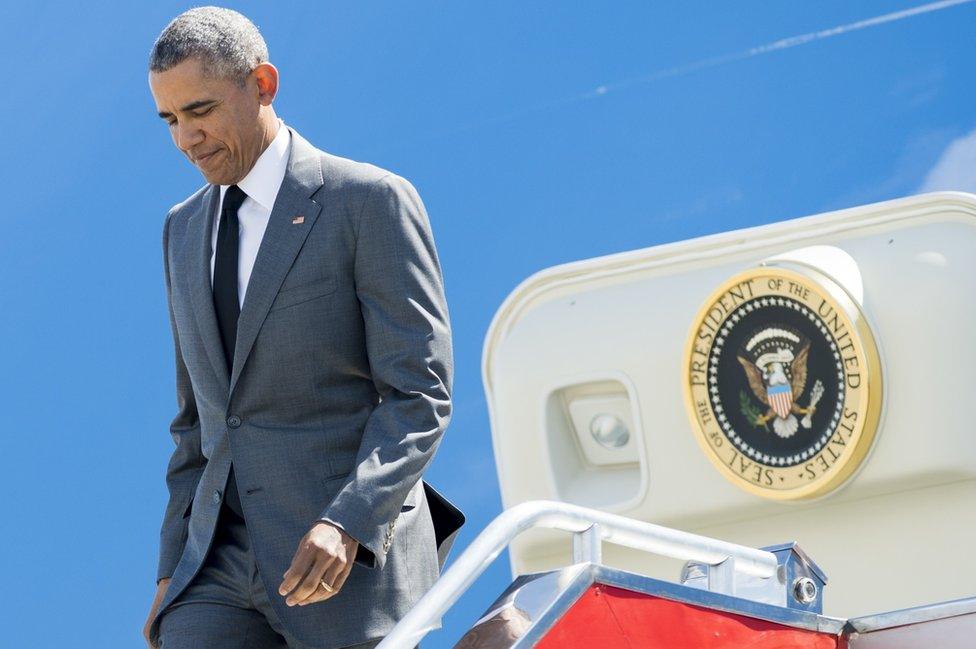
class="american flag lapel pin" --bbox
[292,215,305,224]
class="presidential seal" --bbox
[683,266,882,500]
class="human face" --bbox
[149,57,271,185]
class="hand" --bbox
[278,521,358,607]
[143,577,170,648]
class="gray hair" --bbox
[149,6,268,86]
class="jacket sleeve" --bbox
[156,209,208,584]
[317,173,454,570]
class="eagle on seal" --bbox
[737,339,819,439]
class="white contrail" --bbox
[589,0,975,97]
[750,0,973,56]
[399,0,974,145]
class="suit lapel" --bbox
[186,185,230,393]
[229,127,324,397]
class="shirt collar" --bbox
[219,118,291,212]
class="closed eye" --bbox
[162,102,217,126]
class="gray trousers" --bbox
[157,498,393,649]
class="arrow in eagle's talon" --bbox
[801,380,825,429]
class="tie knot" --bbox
[223,184,247,215]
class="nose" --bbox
[174,122,204,153]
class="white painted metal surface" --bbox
[482,192,976,617]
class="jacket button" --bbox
[226,415,242,428]
[212,489,222,504]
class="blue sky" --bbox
[1,1,974,646]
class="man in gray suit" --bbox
[142,7,464,648]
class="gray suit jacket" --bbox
[148,125,464,648]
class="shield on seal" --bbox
[767,383,793,419]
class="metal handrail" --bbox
[377,499,779,648]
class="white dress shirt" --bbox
[211,118,291,308]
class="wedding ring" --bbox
[319,578,334,593]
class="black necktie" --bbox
[213,184,247,518]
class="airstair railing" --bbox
[376,499,780,648]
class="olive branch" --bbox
[739,390,766,429]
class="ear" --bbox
[252,62,279,106]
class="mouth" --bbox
[193,149,221,165]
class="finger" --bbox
[311,557,348,605]
[300,582,335,606]
[283,557,318,605]
[330,555,354,593]
[290,552,334,606]
[279,546,316,596]
[326,539,357,596]
[317,556,350,600]
[292,554,334,606]
[299,580,333,607]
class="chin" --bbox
[201,170,229,185]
